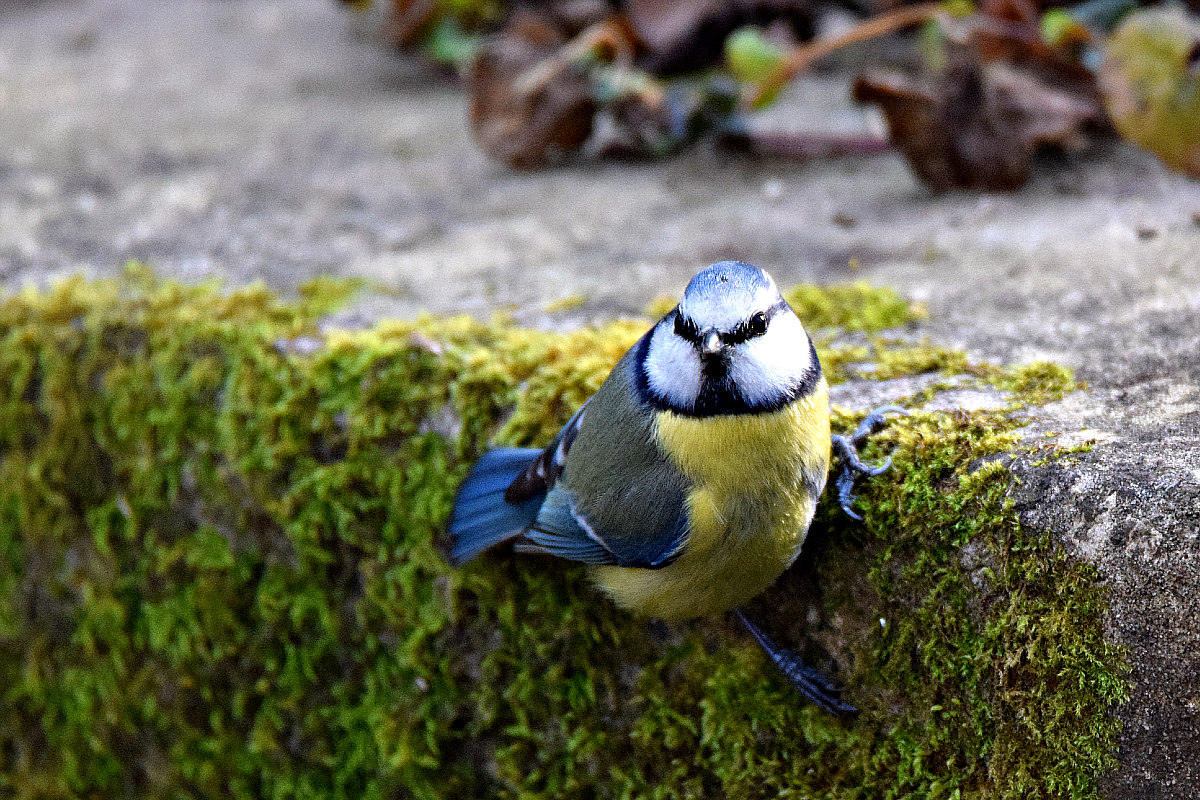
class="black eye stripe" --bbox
[721,308,775,345]
[673,312,701,343]
[673,301,786,346]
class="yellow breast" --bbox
[591,379,831,621]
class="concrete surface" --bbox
[1,0,1199,796]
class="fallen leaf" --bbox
[588,68,680,158]
[725,26,788,84]
[1099,6,1200,177]
[387,0,438,47]
[468,13,601,169]
[854,1,1108,191]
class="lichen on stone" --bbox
[0,266,1124,799]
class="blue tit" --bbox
[449,260,898,715]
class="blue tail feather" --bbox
[449,447,545,564]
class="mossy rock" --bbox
[0,267,1124,799]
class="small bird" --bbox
[449,261,898,715]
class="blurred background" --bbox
[3,2,1200,797]
[2,0,1197,363]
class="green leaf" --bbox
[725,28,785,84]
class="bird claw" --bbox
[832,405,905,520]
[734,609,858,717]
[852,404,906,446]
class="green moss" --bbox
[542,294,588,314]
[817,339,1080,412]
[0,268,1123,799]
[992,360,1080,405]
[869,339,972,380]
[813,338,974,386]
[786,282,927,333]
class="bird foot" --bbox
[733,609,858,717]
[831,405,905,521]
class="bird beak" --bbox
[700,329,722,356]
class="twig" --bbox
[514,19,636,97]
[747,2,944,107]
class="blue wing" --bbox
[448,403,589,565]
[515,485,690,569]
[510,341,694,570]
[453,337,694,571]
[503,402,588,503]
[448,447,545,564]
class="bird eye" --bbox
[749,311,768,336]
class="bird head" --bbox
[639,261,819,416]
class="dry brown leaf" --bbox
[469,13,600,169]
[387,0,438,47]
[854,1,1108,191]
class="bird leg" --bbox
[733,609,858,717]
[830,405,905,521]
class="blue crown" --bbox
[682,261,773,305]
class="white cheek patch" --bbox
[645,323,702,409]
[727,312,813,406]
